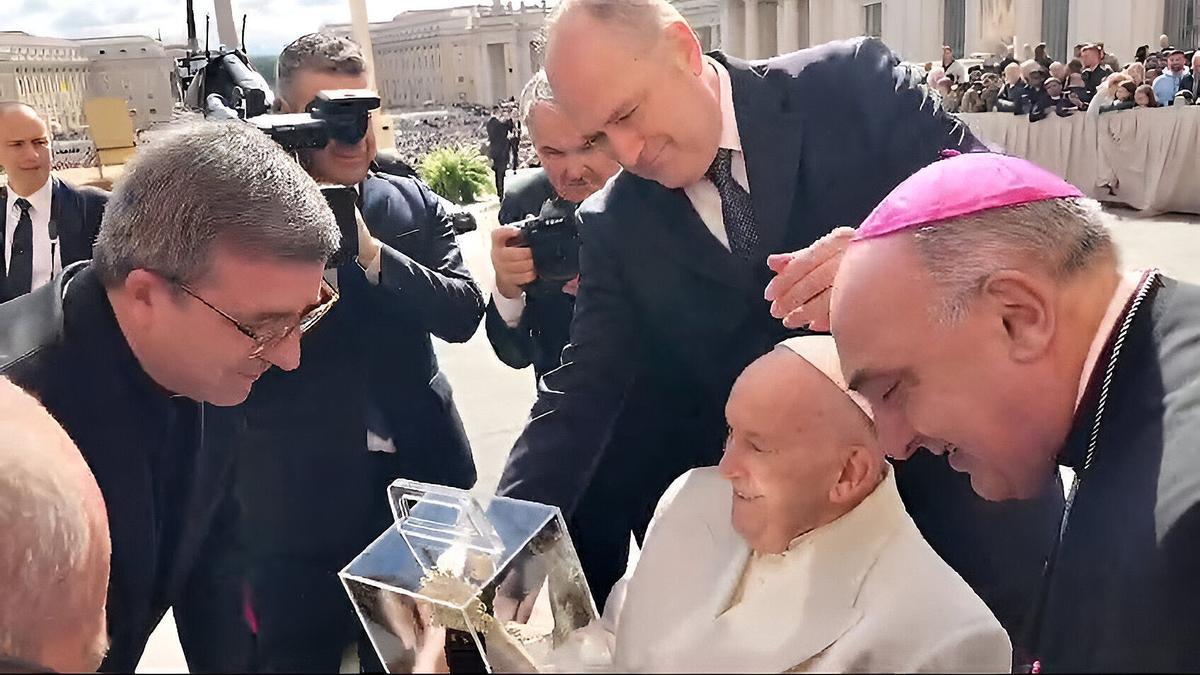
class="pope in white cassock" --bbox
[594,335,1012,673]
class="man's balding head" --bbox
[0,102,51,196]
[719,338,883,554]
[542,0,723,189]
[0,379,110,672]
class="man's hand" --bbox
[763,227,855,332]
[356,207,383,271]
[491,225,537,299]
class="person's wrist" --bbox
[496,279,523,299]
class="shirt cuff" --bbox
[358,243,383,285]
[493,291,526,327]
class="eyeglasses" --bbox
[173,277,339,359]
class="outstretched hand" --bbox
[763,227,855,332]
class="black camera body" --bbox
[181,49,379,268]
[507,213,581,297]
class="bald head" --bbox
[0,379,110,672]
[0,102,51,196]
[542,0,722,189]
[719,338,882,554]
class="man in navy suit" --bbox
[0,102,106,302]
[232,33,484,672]
[498,0,1063,645]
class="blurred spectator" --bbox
[1067,59,1084,76]
[1049,61,1068,81]
[1178,53,1200,100]
[1022,43,1034,60]
[998,44,1018,72]
[1175,90,1195,106]
[959,79,987,113]
[1021,59,1044,82]
[1090,72,1133,114]
[926,66,946,88]
[1154,50,1191,105]
[1135,45,1150,63]
[1032,77,1082,120]
[936,77,960,112]
[1065,72,1090,108]
[1134,84,1160,108]
[1099,43,1121,71]
[1159,34,1172,52]
[1081,44,1115,96]
[981,72,1004,111]
[1146,54,1164,73]
[1098,80,1138,114]
[0,378,110,673]
[1125,61,1147,86]
[997,62,1028,112]
[1034,43,1053,70]
[1073,43,1086,59]
[941,46,968,83]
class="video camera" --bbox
[505,199,581,297]
[181,48,379,267]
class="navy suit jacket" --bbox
[0,176,107,287]
[234,171,483,568]
[499,39,1062,640]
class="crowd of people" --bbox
[390,101,537,175]
[3,1,1200,674]
[930,35,1200,121]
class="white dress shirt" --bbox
[5,177,55,291]
[494,56,748,328]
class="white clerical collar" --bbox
[704,56,742,154]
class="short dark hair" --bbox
[1170,49,1186,57]
[276,33,366,102]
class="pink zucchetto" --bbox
[854,152,1085,241]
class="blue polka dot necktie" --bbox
[705,148,759,260]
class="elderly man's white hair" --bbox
[0,379,109,669]
[519,69,555,125]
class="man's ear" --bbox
[829,445,879,505]
[663,20,703,75]
[981,270,1056,364]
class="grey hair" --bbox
[546,0,684,51]
[519,70,555,124]
[911,198,1117,323]
[277,33,366,103]
[0,379,108,667]
[92,118,340,287]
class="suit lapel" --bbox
[647,181,753,290]
[49,176,83,264]
[714,52,805,258]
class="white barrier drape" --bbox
[958,107,1200,216]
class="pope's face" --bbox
[718,351,871,553]
[831,236,1066,501]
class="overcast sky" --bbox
[3,0,543,55]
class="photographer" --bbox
[487,72,672,607]
[0,119,342,672]
[232,33,484,672]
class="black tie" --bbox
[705,148,759,259]
[5,197,33,300]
